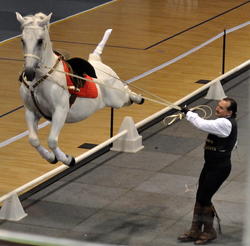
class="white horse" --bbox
[16,12,144,166]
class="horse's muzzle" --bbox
[24,68,36,81]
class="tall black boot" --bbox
[194,205,217,245]
[178,202,203,242]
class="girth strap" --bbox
[63,61,79,107]
[30,90,52,121]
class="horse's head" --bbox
[16,12,52,81]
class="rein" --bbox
[41,62,213,125]
[20,54,212,125]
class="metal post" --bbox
[110,107,114,138]
[222,29,226,74]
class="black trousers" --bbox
[196,157,231,206]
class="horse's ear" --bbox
[40,13,52,27]
[16,12,24,25]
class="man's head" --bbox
[215,97,237,118]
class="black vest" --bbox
[204,118,237,159]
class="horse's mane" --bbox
[21,12,49,28]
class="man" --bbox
[177,97,237,245]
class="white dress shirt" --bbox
[186,111,232,138]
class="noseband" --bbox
[24,53,40,61]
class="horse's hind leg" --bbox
[89,29,144,107]
[92,29,112,58]
[25,108,57,164]
[124,86,144,105]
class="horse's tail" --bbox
[89,29,112,61]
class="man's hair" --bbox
[223,97,237,118]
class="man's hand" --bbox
[180,106,189,115]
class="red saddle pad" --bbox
[63,60,98,98]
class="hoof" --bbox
[64,155,76,167]
[139,98,145,105]
[49,157,58,164]
[69,157,76,167]
[129,92,144,105]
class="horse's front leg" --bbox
[25,108,57,164]
[48,106,75,166]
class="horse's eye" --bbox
[37,39,43,46]
[20,38,25,45]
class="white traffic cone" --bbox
[111,116,144,153]
[205,80,226,100]
[0,193,27,221]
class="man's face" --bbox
[215,100,232,118]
